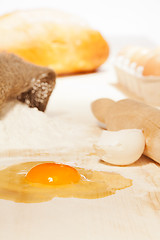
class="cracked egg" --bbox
[0,161,132,203]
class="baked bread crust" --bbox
[0,9,109,75]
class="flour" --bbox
[0,101,99,159]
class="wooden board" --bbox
[0,68,160,240]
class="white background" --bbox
[0,3,160,240]
[0,0,160,52]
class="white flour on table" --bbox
[0,100,100,162]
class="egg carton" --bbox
[114,56,160,106]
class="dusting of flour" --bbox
[0,101,100,160]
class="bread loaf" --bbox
[0,9,109,75]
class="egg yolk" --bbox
[26,163,81,186]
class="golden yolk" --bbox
[0,161,132,203]
[26,163,81,186]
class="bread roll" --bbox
[0,9,109,75]
[115,46,160,106]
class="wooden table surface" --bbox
[0,68,160,240]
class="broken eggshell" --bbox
[94,129,145,165]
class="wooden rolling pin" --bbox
[91,98,160,164]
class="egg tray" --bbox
[114,63,160,106]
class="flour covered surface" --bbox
[0,100,99,160]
